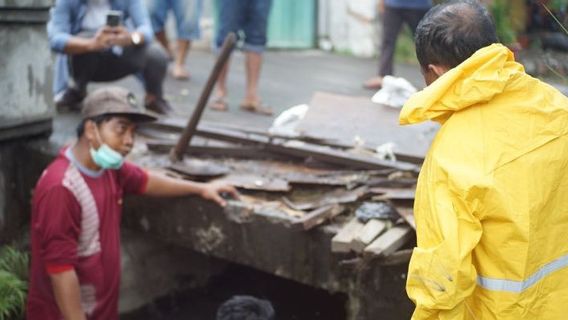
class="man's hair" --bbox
[75,114,114,138]
[415,0,499,69]
[216,296,275,320]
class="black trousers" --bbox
[68,42,168,97]
[378,6,429,77]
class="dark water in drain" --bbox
[122,264,347,320]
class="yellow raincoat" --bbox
[401,43,568,319]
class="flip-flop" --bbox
[172,66,190,81]
[209,97,228,111]
[363,77,383,90]
[239,101,274,116]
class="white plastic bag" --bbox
[371,76,417,109]
[268,104,309,137]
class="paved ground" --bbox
[52,48,426,146]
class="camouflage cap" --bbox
[82,87,157,122]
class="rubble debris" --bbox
[331,217,365,253]
[394,207,416,230]
[351,219,388,253]
[292,204,345,231]
[216,174,291,192]
[364,225,413,258]
[282,186,369,211]
[355,202,398,223]
[168,160,230,178]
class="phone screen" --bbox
[106,11,122,27]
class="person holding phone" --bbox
[48,0,175,116]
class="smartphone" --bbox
[106,10,122,27]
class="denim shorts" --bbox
[215,0,273,53]
[148,0,203,40]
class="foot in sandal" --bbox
[172,65,190,81]
[209,96,228,111]
[239,100,274,116]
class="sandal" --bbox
[239,101,274,116]
[172,65,190,81]
[209,97,228,111]
[363,76,383,90]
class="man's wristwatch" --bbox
[131,32,142,46]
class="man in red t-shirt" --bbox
[27,86,238,320]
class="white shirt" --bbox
[81,0,111,32]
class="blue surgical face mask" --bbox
[89,126,125,170]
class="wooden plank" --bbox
[293,204,345,231]
[331,217,365,253]
[282,186,368,211]
[370,187,415,200]
[364,225,413,257]
[278,140,418,172]
[168,161,230,178]
[147,141,286,160]
[146,122,419,171]
[295,91,436,158]
[217,174,291,192]
[147,118,425,164]
[351,219,388,253]
[395,207,416,230]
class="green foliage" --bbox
[0,246,29,320]
[0,247,29,283]
[550,0,568,11]
[491,0,516,44]
[394,26,419,65]
[0,271,26,320]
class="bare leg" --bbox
[244,51,262,104]
[209,58,230,111]
[172,39,191,80]
[240,52,272,115]
[155,30,174,60]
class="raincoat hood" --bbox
[399,44,524,125]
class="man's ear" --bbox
[84,120,97,143]
[428,64,449,77]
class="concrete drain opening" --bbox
[122,263,348,320]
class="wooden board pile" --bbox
[137,91,431,264]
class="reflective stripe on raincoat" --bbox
[400,43,568,319]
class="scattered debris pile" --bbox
[134,91,433,266]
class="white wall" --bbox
[318,0,380,57]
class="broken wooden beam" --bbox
[351,219,388,253]
[148,141,285,160]
[292,204,345,231]
[364,225,413,257]
[276,140,418,172]
[170,32,237,161]
[217,174,291,192]
[148,121,419,172]
[371,187,416,201]
[394,207,416,230]
[331,217,365,253]
[282,186,369,211]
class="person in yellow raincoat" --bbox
[401,1,568,319]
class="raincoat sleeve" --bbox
[406,158,483,319]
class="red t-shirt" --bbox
[27,148,148,320]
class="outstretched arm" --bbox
[143,171,239,207]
